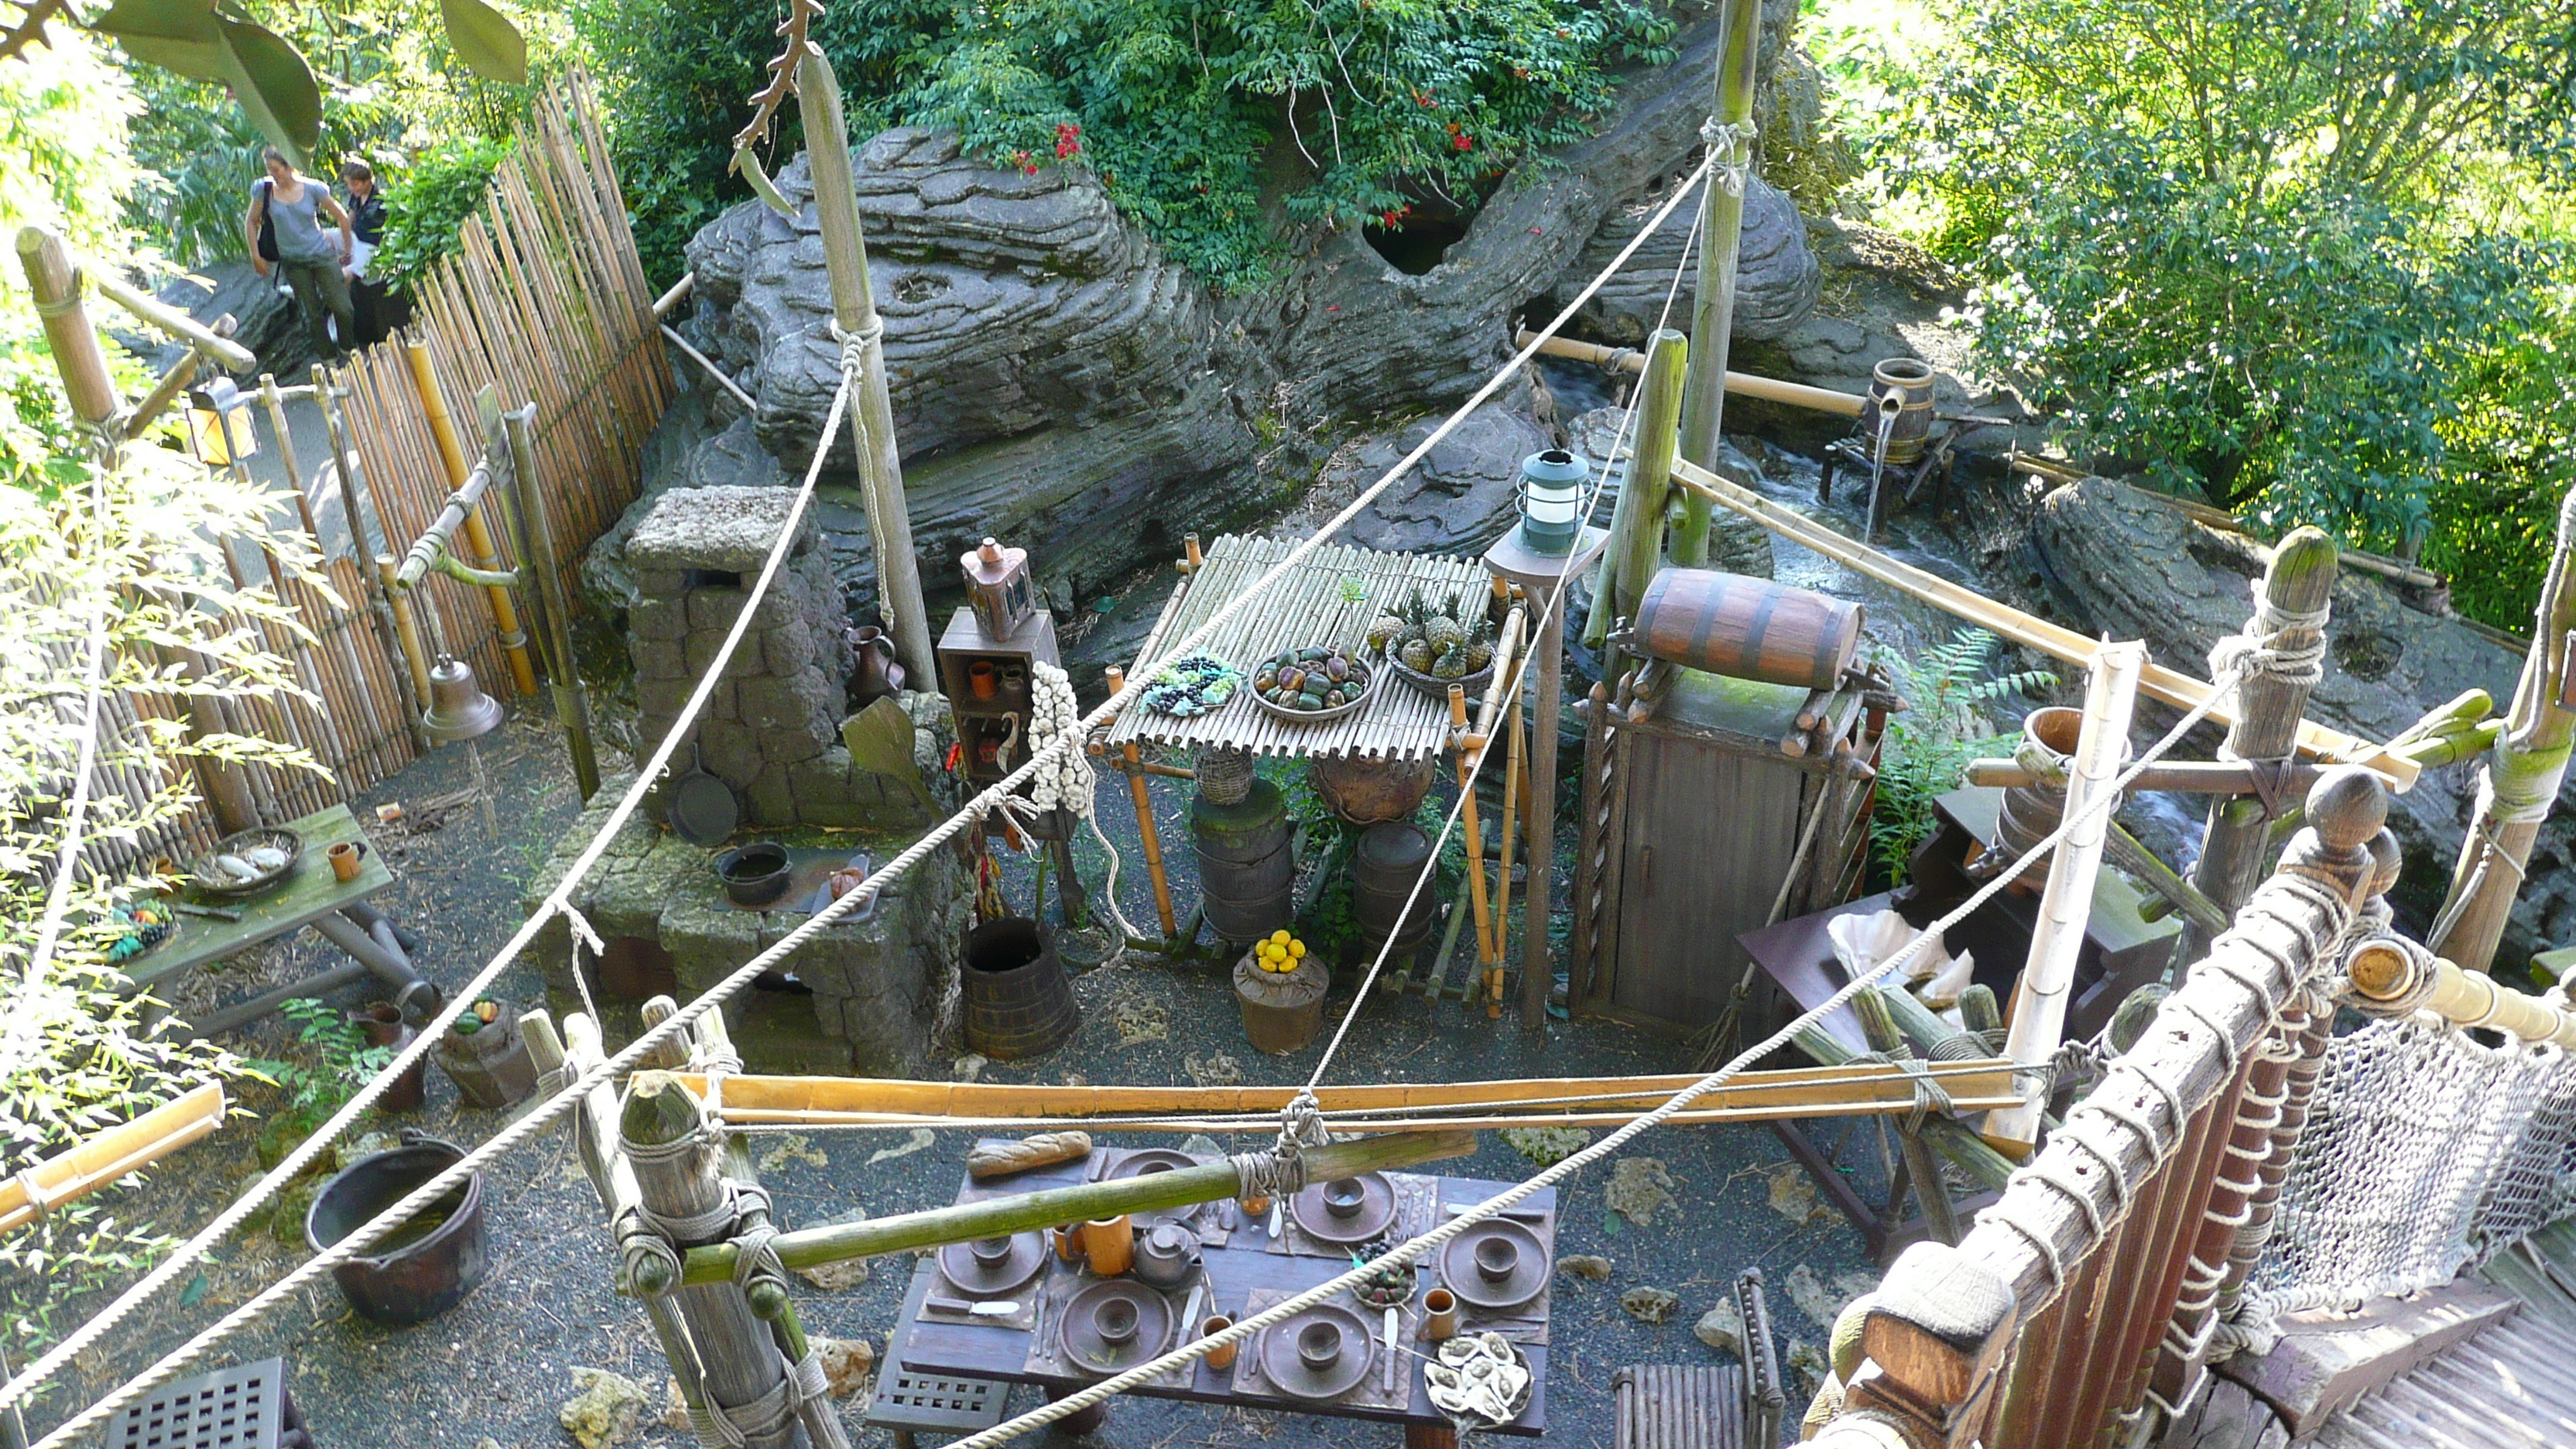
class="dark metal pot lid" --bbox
[1290,1172,1395,1245]
[1256,1303,1375,1400]
[937,1231,1048,1297]
[1438,1218,1547,1311]
[1058,1279,1175,1376]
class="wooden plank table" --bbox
[879,1142,1552,1440]
[121,803,430,1034]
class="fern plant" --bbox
[1869,629,2057,885]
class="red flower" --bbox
[1454,133,1473,151]
[1025,161,1040,175]
[1055,121,1082,159]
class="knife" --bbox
[1383,1306,1399,1396]
[925,1297,1021,1317]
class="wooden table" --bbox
[879,1143,1552,1442]
[122,803,429,1035]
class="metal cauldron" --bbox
[307,1130,489,1324]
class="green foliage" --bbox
[244,1000,393,1120]
[581,0,1674,289]
[1,437,328,1356]
[1868,630,2054,884]
[1858,0,2576,625]
[370,133,514,290]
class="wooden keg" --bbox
[1350,822,1437,955]
[1307,752,1434,825]
[1632,569,1863,690]
[1193,778,1293,943]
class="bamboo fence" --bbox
[98,68,669,864]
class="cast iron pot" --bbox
[714,841,793,906]
[306,1130,489,1324]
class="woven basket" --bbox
[1196,747,1257,805]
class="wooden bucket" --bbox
[1193,779,1293,943]
[1632,569,1863,690]
[1234,953,1327,1054]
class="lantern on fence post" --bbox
[186,379,259,466]
[1516,448,1588,556]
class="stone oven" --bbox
[524,485,974,1076]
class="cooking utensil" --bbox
[190,827,302,898]
[1383,1307,1400,1396]
[170,902,242,922]
[667,741,738,845]
[925,1297,1023,1317]
[714,841,793,907]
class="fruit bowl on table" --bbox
[1247,646,1375,724]
[1381,649,1496,701]
[190,827,303,898]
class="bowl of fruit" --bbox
[1249,646,1375,723]
[1368,589,1497,700]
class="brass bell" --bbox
[423,656,504,743]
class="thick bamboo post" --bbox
[2430,484,2576,972]
[1585,330,1686,658]
[1516,330,1869,418]
[1989,642,2145,1152]
[402,335,536,696]
[1106,665,1177,937]
[1494,685,1524,1017]
[1853,992,1959,1246]
[1520,574,1575,1028]
[504,406,601,799]
[0,1081,225,1235]
[375,555,437,707]
[2172,528,2338,973]
[678,1129,1477,1285]
[2349,940,2576,1048]
[1672,0,1763,567]
[797,50,934,687]
[622,1073,796,1449]
[1450,683,1498,982]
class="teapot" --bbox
[1131,1221,1201,1290]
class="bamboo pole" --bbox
[127,315,232,437]
[80,265,258,374]
[1586,330,1687,656]
[1853,992,1961,1245]
[316,364,430,757]
[1450,683,1497,983]
[2347,940,2576,1049]
[2430,485,2576,972]
[1516,329,1868,418]
[678,1129,1478,1286]
[505,406,601,800]
[1106,665,1178,937]
[1665,456,2419,786]
[797,50,934,686]
[1989,641,2145,1153]
[0,1082,226,1235]
[377,556,437,705]
[1672,0,1764,569]
[2172,529,2338,973]
[402,336,537,696]
[623,1074,796,1449]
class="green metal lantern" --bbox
[1516,447,1588,555]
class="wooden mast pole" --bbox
[1105,664,1178,937]
[402,335,538,696]
[1584,329,1686,663]
[796,48,935,687]
[503,405,603,799]
[1671,0,1764,568]
[2430,485,2576,972]
[2170,528,2338,974]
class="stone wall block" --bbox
[629,598,687,642]
[740,667,838,733]
[700,718,762,785]
[761,721,831,766]
[747,762,796,824]
[763,616,815,677]
[688,586,748,632]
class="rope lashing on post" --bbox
[1699,115,1760,197]
[22,152,1731,1447]
[2208,585,2330,688]
[1855,1050,1954,1133]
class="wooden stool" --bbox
[865,1357,1010,1449]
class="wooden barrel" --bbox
[1351,822,1436,955]
[1307,752,1434,825]
[1632,570,1862,690]
[1194,779,1293,943]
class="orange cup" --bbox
[1081,1215,1133,1276]
[328,840,363,882]
[1422,1287,1458,1341]
[1201,1315,1238,1370]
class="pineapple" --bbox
[1365,612,1406,653]
[1432,643,1470,680]
[1464,621,1494,673]
[1423,611,1467,656]
[1400,636,1436,673]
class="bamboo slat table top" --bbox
[125,803,393,988]
[1105,536,1493,762]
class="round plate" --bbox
[669,769,740,846]
[1247,652,1377,724]
[1108,1149,1206,1226]
[937,1231,1048,1297]
[1257,1302,1375,1400]
[1058,1279,1176,1376]
[1290,1172,1396,1245]
[1438,1219,1548,1311]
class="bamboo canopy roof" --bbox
[1105,534,1495,760]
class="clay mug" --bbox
[328,840,364,882]
[969,659,998,700]
[1422,1287,1458,1341]
[1201,1315,1238,1370]
[1081,1214,1134,1276]
[1054,1225,1084,1262]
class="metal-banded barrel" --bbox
[1351,822,1436,956]
[1866,356,1937,464]
[1194,778,1293,942]
[1632,569,1864,690]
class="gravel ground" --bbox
[24,680,1889,1449]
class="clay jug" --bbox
[848,625,906,705]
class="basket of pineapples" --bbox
[1368,587,1499,700]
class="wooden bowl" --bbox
[190,827,303,898]
[1247,652,1376,725]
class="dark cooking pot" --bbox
[714,841,792,906]
[306,1130,488,1324]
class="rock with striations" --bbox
[1547,170,1817,345]
[118,259,314,381]
[1337,404,1552,557]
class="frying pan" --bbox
[667,740,739,845]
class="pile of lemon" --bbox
[1254,929,1307,973]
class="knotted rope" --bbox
[1700,115,1760,197]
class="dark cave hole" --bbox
[1365,215,1471,276]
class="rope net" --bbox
[2226,1017,2576,1351]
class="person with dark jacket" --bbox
[340,159,390,347]
[243,147,355,355]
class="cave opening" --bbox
[1365,215,1472,276]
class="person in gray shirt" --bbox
[243,147,355,355]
